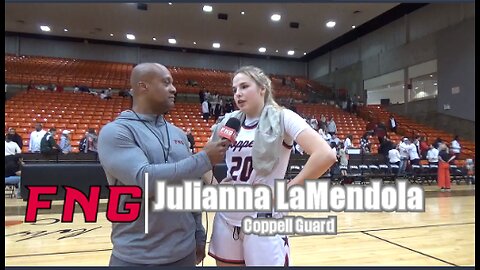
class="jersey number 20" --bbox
[230,156,253,182]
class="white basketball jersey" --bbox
[220,109,311,226]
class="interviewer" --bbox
[98,63,228,266]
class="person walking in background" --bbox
[202,99,210,121]
[389,114,397,133]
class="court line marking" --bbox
[5,248,112,258]
[362,231,458,266]
[286,221,475,237]
[6,222,474,259]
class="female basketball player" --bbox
[208,66,337,266]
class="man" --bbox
[97,63,228,267]
[389,114,397,133]
[186,128,195,154]
[406,138,421,165]
[326,116,337,136]
[8,127,23,150]
[5,153,23,198]
[59,130,72,154]
[85,128,98,153]
[40,128,61,155]
[5,134,21,156]
[450,135,461,157]
[398,138,410,174]
[426,144,439,165]
[201,99,209,121]
[28,123,47,153]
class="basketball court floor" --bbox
[5,184,475,266]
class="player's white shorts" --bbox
[208,213,290,266]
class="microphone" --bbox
[218,118,241,144]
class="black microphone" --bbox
[218,118,241,144]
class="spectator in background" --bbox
[366,120,376,137]
[389,114,397,133]
[79,131,89,153]
[214,103,222,121]
[119,89,130,98]
[89,89,99,96]
[351,100,358,115]
[199,89,205,104]
[327,116,337,136]
[204,90,211,106]
[379,136,393,164]
[295,142,304,155]
[7,127,23,150]
[186,79,198,86]
[318,127,331,142]
[406,139,421,166]
[360,132,371,154]
[309,115,319,131]
[56,84,64,93]
[210,92,220,116]
[375,122,387,144]
[224,99,234,113]
[201,99,210,121]
[85,128,98,153]
[420,137,429,159]
[186,128,195,154]
[59,130,72,154]
[433,137,443,149]
[40,128,61,155]
[47,83,56,91]
[101,88,113,100]
[79,85,90,93]
[28,123,47,153]
[388,144,401,169]
[450,135,461,157]
[344,134,353,151]
[5,153,23,198]
[398,138,410,174]
[346,97,352,113]
[320,114,327,130]
[426,144,439,165]
[5,134,21,156]
[437,143,455,192]
[388,144,401,175]
[337,142,348,177]
[413,136,421,158]
[27,80,36,91]
[329,134,340,147]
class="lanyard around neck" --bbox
[132,110,171,163]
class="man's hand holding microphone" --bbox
[202,118,241,166]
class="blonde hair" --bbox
[233,66,280,108]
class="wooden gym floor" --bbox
[5,184,475,266]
